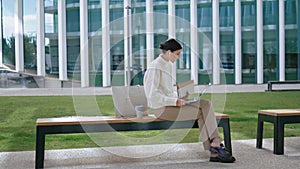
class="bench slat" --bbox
[267,80,300,91]
[259,109,300,116]
[36,113,229,126]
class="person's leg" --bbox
[154,100,220,150]
[154,103,200,121]
[154,101,235,162]
[198,99,220,149]
[195,113,211,149]
[197,99,235,162]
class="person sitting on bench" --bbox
[143,38,235,163]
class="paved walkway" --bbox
[0,83,299,96]
[0,84,268,96]
[0,137,300,169]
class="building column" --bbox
[58,0,68,81]
[168,0,176,84]
[256,0,263,84]
[15,0,24,72]
[124,0,132,86]
[279,0,285,81]
[0,0,3,67]
[80,0,89,87]
[102,0,111,87]
[212,0,220,84]
[36,0,45,76]
[168,0,176,38]
[146,0,154,68]
[235,0,242,84]
[190,0,198,84]
[202,43,212,71]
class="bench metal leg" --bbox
[274,118,284,155]
[267,82,273,91]
[223,118,232,155]
[256,114,264,149]
[36,127,45,169]
[256,114,286,155]
[218,118,232,155]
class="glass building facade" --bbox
[1,0,299,87]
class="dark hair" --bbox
[159,38,182,52]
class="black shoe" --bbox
[209,155,236,163]
[209,146,236,163]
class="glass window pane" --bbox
[110,0,124,86]
[88,0,101,86]
[153,1,168,31]
[130,1,147,85]
[263,0,278,82]
[66,8,80,32]
[220,1,234,84]
[175,2,190,83]
[220,3,234,27]
[45,0,58,75]
[66,0,79,4]
[263,0,276,26]
[241,2,255,26]
[2,0,15,66]
[198,4,212,28]
[88,6,101,32]
[285,0,298,80]
[241,0,256,83]
[285,0,296,25]
[197,1,212,84]
[88,0,101,6]
[23,0,37,71]
[153,1,168,79]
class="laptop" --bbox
[185,83,211,103]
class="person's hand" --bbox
[182,91,189,99]
[176,99,188,106]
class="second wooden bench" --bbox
[256,109,300,154]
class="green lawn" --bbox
[0,91,299,152]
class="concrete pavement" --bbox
[0,83,299,96]
[0,137,300,169]
[0,84,268,96]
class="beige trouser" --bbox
[154,99,220,150]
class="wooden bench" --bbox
[36,113,232,169]
[267,80,300,91]
[256,109,300,154]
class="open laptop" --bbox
[185,83,211,103]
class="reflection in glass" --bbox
[197,1,212,84]
[45,0,58,75]
[131,1,146,85]
[110,0,124,86]
[23,0,37,71]
[263,0,278,82]
[241,0,256,83]
[285,0,298,80]
[2,0,15,66]
[176,2,191,83]
[220,1,234,84]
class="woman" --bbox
[143,38,235,163]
